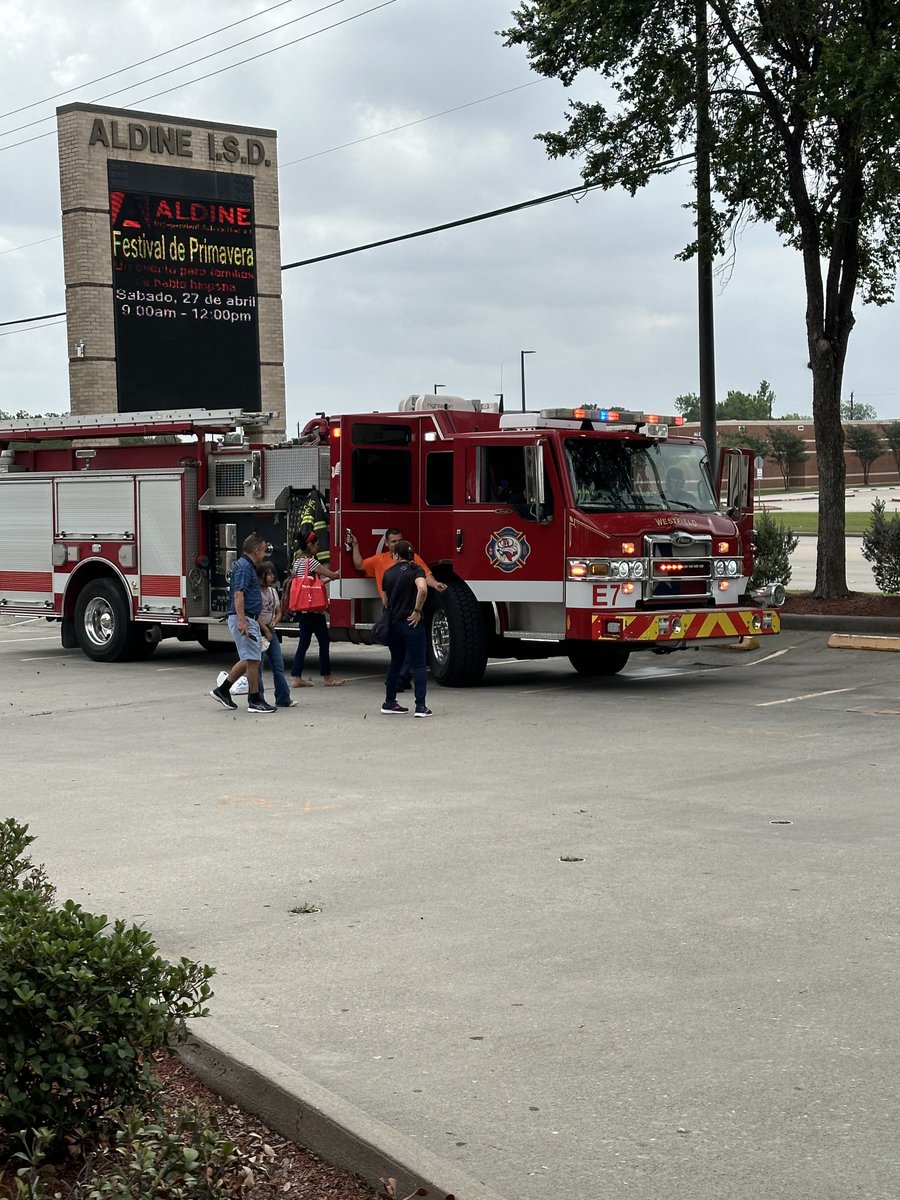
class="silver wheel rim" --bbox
[83,597,116,649]
[430,609,450,667]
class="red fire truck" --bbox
[0,398,782,682]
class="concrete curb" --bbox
[827,633,900,653]
[780,613,900,635]
[177,1020,510,1200]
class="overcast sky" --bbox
[2,0,900,429]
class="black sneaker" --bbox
[380,701,409,715]
[210,686,237,711]
[247,698,277,714]
[414,706,433,718]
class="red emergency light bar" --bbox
[542,406,684,427]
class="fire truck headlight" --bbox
[631,560,646,579]
[609,560,630,579]
[714,558,741,578]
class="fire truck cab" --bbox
[328,396,781,684]
[0,399,782,683]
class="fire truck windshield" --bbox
[564,439,718,513]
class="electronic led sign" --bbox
[108,161,261,413]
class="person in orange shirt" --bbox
[349,527,447,692]
[349,528,447,599]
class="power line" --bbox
[0,1,394,155]
[0,235,60,257]
[0,0,350,141]
[281,154,694,269]
[0,318,65,338]
[0,0,297,122]
[0,312,65,328]
[1,78,545,258]
[280,80,542,168]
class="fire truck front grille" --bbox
[215,461,247,498]
[644,532,713,604]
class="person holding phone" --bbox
[209,532,277,714]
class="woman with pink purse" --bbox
[286,532,345,687]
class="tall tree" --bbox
[841,398,878,421]
[675,392,701,422]
[844,424,882,483]
[504,2,900,598]
[719,379,775,420]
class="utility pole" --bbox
[520,350,535,412]
[696,0,717,469]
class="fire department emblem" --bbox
[485,526,531,573]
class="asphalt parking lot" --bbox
[3,617,899,1200]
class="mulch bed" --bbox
[783,591,900,619]
[0,1051,383,1200]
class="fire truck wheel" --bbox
[427,580,488,687]
[567,644,631,677]
[73,580,133,662]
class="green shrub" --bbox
[0,823,214,1149]
[0,818,53,902]
[9,1111,240,1198]
[861,499,900,593]
[752,510,799,588]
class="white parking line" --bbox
[0,636,62,644]
[20,654,79,662]
[757,686,859,707]
[746,648,792,666]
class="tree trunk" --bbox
[810,338,849,598]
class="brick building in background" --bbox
[682,419,900,490]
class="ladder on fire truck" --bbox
[0,408,275,445]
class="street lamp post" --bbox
[520,350,535,412]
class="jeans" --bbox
[291,612,332,677]
[385,621,426,707]
[258,633,291,706]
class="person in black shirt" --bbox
[380,540,432,717]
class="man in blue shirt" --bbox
[210,532,277,714]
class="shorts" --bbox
[227,614,262,662]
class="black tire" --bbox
[73,580,133,662]
[427,579,488,687]
[567,643,631,677]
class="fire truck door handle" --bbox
[456,529,464,552]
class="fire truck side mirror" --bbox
[524,443,546,512]
[721,449,751,515]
